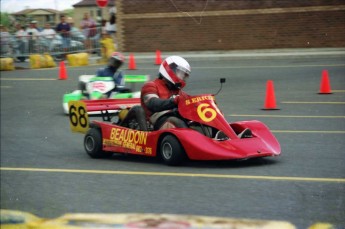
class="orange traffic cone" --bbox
[155,50,162,65]
[319,70,332,94]
[128,53,137,70]
[58,61,68,80]
[262,80,279,110]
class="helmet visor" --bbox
[175,65,190,81]
[109,58,122,69]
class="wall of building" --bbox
[115,0,345,52]
[73,7,108,27]
[73,2,116,29]
[12,12,58,28]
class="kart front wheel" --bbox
[84,128,112,158]
[160,135,186,166]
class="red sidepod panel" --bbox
[171,131,280,161]
[169,120,281,160]
[94,121,161,157]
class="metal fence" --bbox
[0,27,103,62]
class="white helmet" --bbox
[159,56,191,88]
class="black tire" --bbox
[84,128,112,158]
[160,135,187,166]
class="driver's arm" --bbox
[113,71,124,86]
[143,94,177,113]
[96,68,104,76]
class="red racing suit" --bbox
[140,78,180,125]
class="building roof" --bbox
[73,0,115,7]
[12,8,61,15]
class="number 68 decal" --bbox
[197,103,217,122]
[68,101,89,133]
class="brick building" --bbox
[114,0,345,52]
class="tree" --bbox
[0,12,11,27]
[63,9,74,18]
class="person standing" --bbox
[14,24,28,58]
[80,12,97,53]
[41,23,56,51]
[15,24,27,41]
[105,13,117,45]
[31,21,42,32]
[67,17,85,43]
[0,25,11,55]
[26,21,40,53]
[56,15,71,55]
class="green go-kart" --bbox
[62,74,149,114]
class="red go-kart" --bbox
[68,79,281,165]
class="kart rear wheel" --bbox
[160,135,186,166]
[84,128,112,158]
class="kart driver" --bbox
[141,55,191,130]
[79,52,128,98]
[96,52,126,89]
[140,55,252,137]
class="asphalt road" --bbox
[1,51,345,228]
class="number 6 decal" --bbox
[197,103,217,122]
[68,101,89,133]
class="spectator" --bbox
[15,24,27,41]
[67,17,85,42]
[105,13,117,45]
[56,15,71,55]
[101,19,107,35]
[14,24,28,55]
[80,12,97,53]
[0,24,11,55]
[31,21,42,32]
[41,23,56,51]
[26,21,40,53]
[26,22,40,37]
